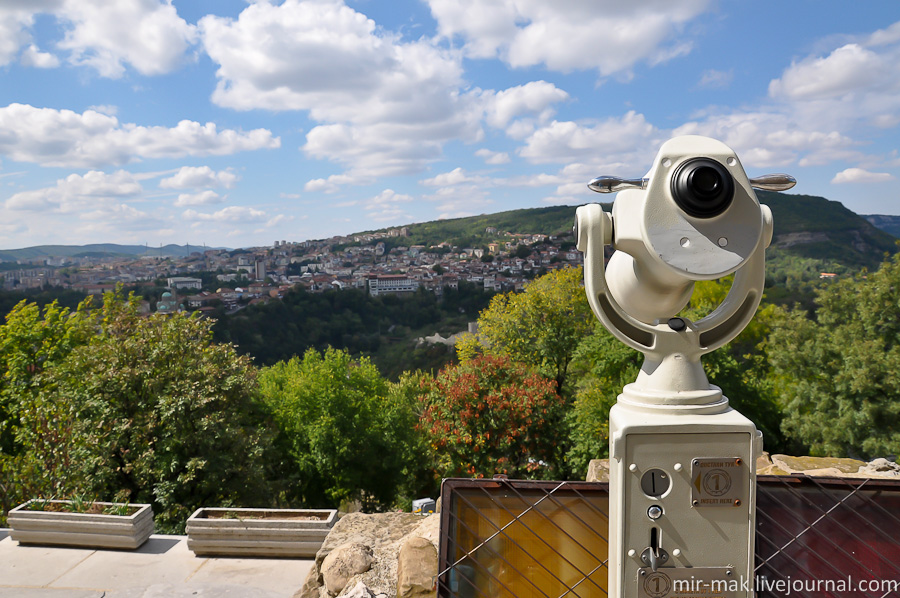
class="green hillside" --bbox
[0,243,221,262]
[360,191,896,272]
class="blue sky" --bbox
[1,0,898,249]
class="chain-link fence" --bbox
[438,475,900,598]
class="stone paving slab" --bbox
[0,530,312,598]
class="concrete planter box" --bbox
[7,500,154,550]
[186,507,337,557]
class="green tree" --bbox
[420,355,566,479]
[770,253,900,458]
[565,324,641,476]
[49,290,274,533]
[680,278,787,453]
[258,347,420,511]
[456,266,592,396]
[0,298,95,520]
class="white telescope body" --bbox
[575,135,791,598]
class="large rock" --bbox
[321,542,374,596]
[585,459,609,482]
[397,537,437,598]
[295,512,428,598]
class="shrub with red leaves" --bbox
[419,354,566,479]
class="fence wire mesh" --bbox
[438,475,900,598]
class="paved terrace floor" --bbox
[0,530,311,597]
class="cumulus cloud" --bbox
[475,149,510,164]
[673,111,861,169]
[174,190,223,207]
[422,168,478,187]
[6,170,142,212]
[200,0,481,177]
[767,21,900,131]
[1,0,195,77]
[183,205,267,223]
[770,44,888,101]
[57,0,197,78]
[698,68,733,89]
[0,104,280,168]
[520,111,661,165]
[304,173,356,194]
[0,2,60,67]
[483,81,569,129]
[20,44,59,68]
[364,188,415,222]
[832,168,895,184]
[160,166,239,189]
[426,0,712,74]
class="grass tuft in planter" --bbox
[186,507,337,557]
[8,498,154,550]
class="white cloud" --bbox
[200,0,481,177]
[174,190,223,207]
[475,149,510,164]
[520,112,660,165]
[0,104,280,168]
[6,170,142,212]
[831,168,895,184]
[364,188,415,222]
[160,166,239,189]
[20,44,59,68]
[766,21,900,132]
[57,0,197,78]
[0,1,195,77]
[304,173,356,194]
[674,111,862,169]
[183,206,267,223]
[698,68,733,89]
[422,168,478,187]
[426,0,712,74]
[0,2,61,67]
[483,81,569,129]
[769,44,888,101]
[267,214,293,227]
[424,184,493,220]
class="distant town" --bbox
[0,226,584,314]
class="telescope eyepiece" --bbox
[671,158,734,218]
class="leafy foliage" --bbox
[0,299,94,520]
[456,266,592,396]
[770,253,900,459]
[214,283,493,376]
[258,347,422,511]
[50,290,274,533]
[420,355,566,479]
[565,324,641,475]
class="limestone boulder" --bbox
[585,459,610,482]
[321,542,374,596]
[296,512,427,598]
[397,536,437,598]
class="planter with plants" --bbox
[185,507,337,557]
[7,497,154,550]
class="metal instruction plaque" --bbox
[637,567,738,598]
[690,458,745,507]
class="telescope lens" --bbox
[671,158,734,218]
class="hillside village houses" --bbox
[0,226,584,311]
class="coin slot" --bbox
[640,468,671,498]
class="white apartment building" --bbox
[367,274,419,296]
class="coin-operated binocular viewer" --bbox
[574,135,795,598]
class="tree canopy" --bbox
[770,253,900,459]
